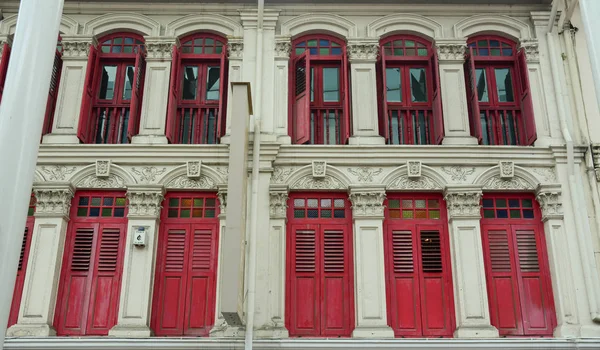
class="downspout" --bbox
[547,24,600,322]
[245,0,264,349]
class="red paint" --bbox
[383,194,455,337]
[481,194,556,336]
[0,42,11,102]
[151,192,220,336]
[286,193,354,337]
[54,192,127,336]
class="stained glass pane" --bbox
[523,209,534,219]
[308,199,318,208]
[205,209,216,218]
[496,199,507,208]
[321,209,332,218]
[388,200,400,209]
[169,198,179,207]
[90,208,100,217]
[415,200,426,209]
[484,209,495,218]
[402,199,413,208]
[91,197,101,206]
[415,210,427,219]
[308,39,317,47]
[522,199,533,208]
[192,209,203,217]
[102,208,112,217]
[428,199,439,209]
[334,199,344,208]
[116,197,126,206]
[402,210,414,219]
[496,209,508,218]
[510,209,521,218]
[509,199,520,208]
[194,199,204,207]
[77,208,88,217]
[114,208,125,217]
[294,209,304,218]
[321,199,332,208]
[79,197,89,205]
[180,209,191,218]
[429,210,440,219]
[390,210,401,219]
[294,199,305,207]
[334,209,345,218]
[206,198,216,207]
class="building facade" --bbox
[2,0,600,348]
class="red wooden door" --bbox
[151,193,219,336]
[384,194,455,337]
[54,192,127,336]
[481,194,556,336]
[286,194,354,337]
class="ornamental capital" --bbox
[349,186,386,218]
[126,186,164,219]
[61,36,98,59]
[347,41,379,62]
[444,186,483,220]
[536,184,563,221]
[145,37,178,61]
[32,183,75,219]
[227,38,244,60]
[520,40,540,63]
[218,186,228,218]
[436,41,467,62]
[274,38,292,59]
[270,186,289,219]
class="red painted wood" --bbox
[165,44,180,143]
[216,49,227,140]
[293,51,310,144]
[430,48,444,145]
[517,48,537,146]
[0,42,11,103]
[77,44,99,143]
[54,192,127,336]
[464,48,482,143]
[378,45,389,140]
[127,48,145,140]
[481,194,556,337]
[8,213,35,328]
[383,194,455,338]
[286,193,354,337]
[151,192,219,336]
[340,45,350,145]
[43,49,62,136]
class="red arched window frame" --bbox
[377,35,443,145]
[77,33,146,144]
[465,35,536,146]
[289,34,350,145]
[165,33,228,144]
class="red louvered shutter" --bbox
[517,48,537,146]
[165,45,180,143]
[216,51,227,140]
[8,220,34,328]
[293,51,310,144]
[289,226,319,336]
[321,227,350,335]
[0,42,11,103]
[77,45,99,143]
[379,46,390,141]
[42,50,62,136]
[430,49,444,145]
[128,49,145,140]
[464,48,482,143]
[340,47,351,145]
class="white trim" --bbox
[165,13,243,38]
[158,164,226,187]
[83,13,160,37]
[0,14,79,35]
[280,13,358,39]
[474,165,540,190]
[367,13,444,40]
[70,163,137,187]
[453,14,533,41]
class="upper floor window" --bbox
[165,33,227,144]
[77,33,146,144]
[290,35,350,145]
[377,35,443,145]
[465,36,536,146]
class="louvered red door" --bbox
[54,192,127,336]
[481,195,556,337]
[8,213,35,328]
[384,195,455,337]
[286,194,354,337]
[151,193,219,336]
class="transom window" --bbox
[76,194,127,218]
[378,35,443,145]
[290,35,350,145]
[166,195,218,219]
[165,33,227,145]
[482,197,535,219]
[292,196,347,219]
[387,197,441,220]
[465,35,536,146]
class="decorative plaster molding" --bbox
[536,185,563,221]
[436,42,467,62]
[165,13,243,38]
[131,166,167,183]
[349,190,386,218]
[83,13,160,37]
[407,161,422,179]
[215,166,229,181]
[366,13,443,40]
[388,175,440,190]
[347,42,379,62]
[145,39,175,60]
[127,189,164,218]
[33,186,74,218]
[272,167,294,184]
[592,144,600,182]
[41,165,76,181]
[270,191,289,219]
[533,168,557,183]
[77,174,126,189]
[187,161,202,179]
[166,175,216,189]
[61,38,95,58]
[442,166,475,182]
[444,190,482,220]
[454,15,532,41]
[291,175,344,190]
[520,40,540,63]
[280,13,358,38]
[499,161,514,179]
[227,40,244,60]
[274,40,292,59]
[312,161,326,179]
[483,176,533,190]
[217,189,227,216]
[347,167,383,183]
[96,160,111,178]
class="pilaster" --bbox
[221,37,244,144]
[109,186,164,337]
[349,186,394,338]
[42,36,96,144]
[347,40,385,146]
[444,186,498,338]
[436,40,478,146]
[273,36,292,145]
[7,183,74,337]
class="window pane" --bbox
[206,66,221,101]
[122,66,134,100]
[386,68,402,102]
[310,68,315,102]
[494,68,515,102]
[322,67,340,102]
[98,65,117,100]
[182,66,198,100]
[475,68,489,102]
[410,68,427,102]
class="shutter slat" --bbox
[392,230,414,273]
[192,229,212,270]
[71,228,94,271]
[488,230,511,272]
[166,229,186,272]
[516,230,540,272]
[295,230,316,273]
[98,229,121,272]
[421,231,442,273]
[18,228,29,271]
[324,230,344,273]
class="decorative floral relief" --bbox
[41,165,76,181]
[445,191,482,218]
[407,161,422,179]
[499,161,515,179]
[533,168,557,183]
[61,40,92,58]
[483,176,533,190]
[187,161,202,179]
[218,190,228,214]
[166,175,216,189]
[520,40,540,62]
[349,191,386,217]
[127,191,164,218]
[77,174,125,189]
[290,176,344,190]
[269,192,289,218]
[312,161,326,178]
[347,167,383,183]
[96,160,111,178]
[216,166,229,181]
[536,191,563,219]
[274,41,292,58]
[33,188,74,216]
[442,166,475,182]
[131,166,167,183]
[388,175,440,190]
[347,43,379,61]
[227,41,244,59]
[272,167,294,184]
[436,44,466,61]
[145,42,173,60]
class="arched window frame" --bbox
[77,32,146,144]
[289,34,350,145]
[377,34,443,145]
[465,35,536,146]
[165,32,228,145]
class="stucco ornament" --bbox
[291,175,344,190]
[271,167,294,184]
[388,175,440,190]
[533,168,557,183]
[131,166,167,183]
[77,174,126,189]
[347,167,383,183]
[61,39,94,58]
[436,43,467,61]
[520,40,540,63]
[166,175,216,189]
[347,43,379,61]
[274,41,292,58]
[33,187,74,217]
[41,165,76,181]
[444,191,482,219]
[127,190,164,218]
[407,161,422,179]
[312,161,326,179]
[499,161,514,179]
[187,161,202,179]
[217,189,228,215]
[145,41,174,60]
[483,176,533,190]
[96,160,111,178]
[216,166,229,181]
[536,191,563,220]
[227,40,244,59]
[349,191,386,218]
[269,192,289,218]
[442,166,475,182]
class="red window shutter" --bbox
[9,224,33,328]
[42,50,63,136]
[289,227,319,335]
[379,46,390,141]
[77,45,99,144]
[127,49,146,140]
[517,48,537,146]
[293,51,310,144]
[464,48,482,143]
[430,49,444,145]
[186,228,216,333]
[165,45,180,143]
[340,47,351,145]
[0,42,11,103]
[321,229,348,335]
[216,51,227,140]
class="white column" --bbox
[444,186,498,338]
[437,41,478,146]
[109,186,164,337]
[580,0,600,112]
[220,38,244,144]
[7,184,74,337]
[349,186,394,338]
[347,41,386,146]
[0,0,65,345]
[273,38,291,145]
[131,38,175,145]
[535,184,580,337]
[42,36,95,144]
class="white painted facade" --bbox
[2,0,600,348]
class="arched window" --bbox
[77,32,146,144]
[465,36,536,146]
[290,35,350,145]
[377,35,443,145]
[165,33,227,145]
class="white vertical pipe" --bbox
[580,0,600,110]
[0,0,64,347]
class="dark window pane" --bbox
[102,208,112,217]
[483,198,494,208]
[103,197,114,206]
[77,208,88,217]
[206,198,216,207]
[180,209,191,218]
[496,209,508,218]
[124,38,134,45]
[510,209,521,218]
[410,68,427,102]
[509,199,520,208]
[168,209,178,218]
[496,199,507,208]
[98,65,117,100]
[475,68,489,102]
[124,46,133,54]
[389,199,400,209]
[294,209,304,218]
[331,48,342,55]
[182,66,198,100]
[122,66,134,100]
[322,67,340,102]
[111,46,122,54]
[321,209,332,218]
[491,49,501,56]
[79,197,89,205]
[386,68,402,102]
[308,209,318,218]
[205,209,216,218]
[490,40,500,47]
[206,66,221,101]
[89,207,100,217]
[522,199,533,208]
[169,198,179,207]
[428,199,440,209]
[523,209,534,219]
[114,208,125,217]
[334,209,345,218]
[320,39,329,46]
[495,68,514,102]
